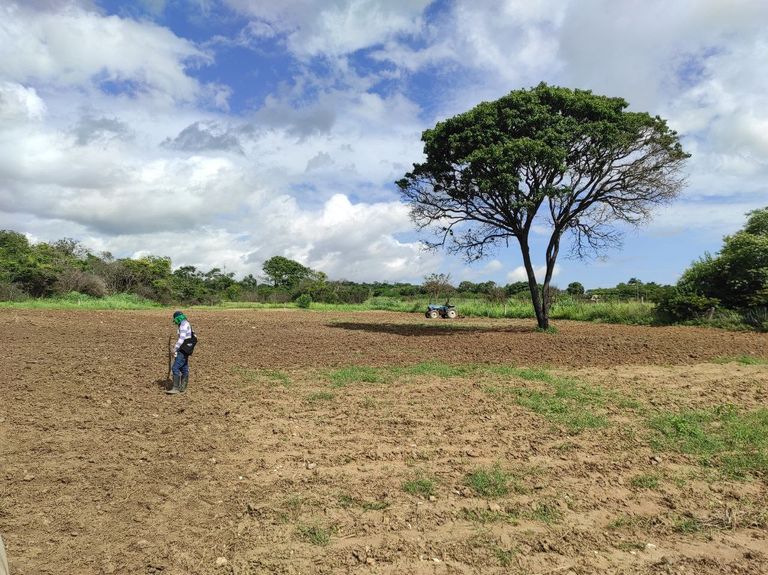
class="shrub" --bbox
[55,269,107,298]
[742,307,768,332]
[0,281,27,301]
[267,290,291,304]
[655,291,720,322]
[296,293,312,308]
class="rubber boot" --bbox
[179,374,189,393]
[166,373,181,394]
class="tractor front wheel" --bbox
[427,310,439,319]
[446,309,457,319]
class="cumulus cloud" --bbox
[4,0,768,287]
[0,149,251,234]
[162,121,244,154]
[255,93,338,137]
[0,81,47,124]
[0,2,208,101]
[222,0,431,58]
[72,115,133,146]
[243,193,430,281]
[305,151,334,172]
[507,264,560,284]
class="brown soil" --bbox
[1,310,767,574]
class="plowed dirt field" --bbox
[2,309,767,574]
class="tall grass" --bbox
[337,297,657,325]
[0,293,656,322]
[13,293,756,330]
[0,294,656,325]
[0,292,159,310]
[550,300,655,324]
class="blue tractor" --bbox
[425,300,457,319]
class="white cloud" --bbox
[0,81,46,123]
[242,193,431,281]
[3,0,768,288]
[2,192,434,282]
[222,0,431,58]
[484,260,503,273]
[647,202,761,238]
[507,264,559,284]
[0,2,208,101]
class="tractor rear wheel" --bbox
[446,309,457,319]
[427,310,439,319]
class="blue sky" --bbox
[1,0,766,288]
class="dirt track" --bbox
[1,310,767,574]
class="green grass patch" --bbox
[629,473,660,489]
[494,546,516,568]
[273,494,319,523]
[649,405,768,478]
[507,367,555,382]
[615,541,647,552]
[306,391,336,403]
[535,325,559,334]
[527,499,563,524]
[465,465,516,498]
[673,515,703,534]
[233,367,291,387]
[337,494,389,511]
[399,361,475,378]
[326,362,527,388]
[337,494,357,508]
[462,499,562,525]
[617,397,643,410]
[402,474,437,498]
[296,523,333,546]
[459,507,518,524]
[260,369,291,387]
[711,355,768,365]
[607,514,655,530]
[328,366,390,387]
[486,369,609,432]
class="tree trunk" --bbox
[540,234,562,331]
[519,238,548,329]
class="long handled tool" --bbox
[167,334,173,385]
[0,533,9,575]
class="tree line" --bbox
[0,228,676,306]
[2,215,766,331]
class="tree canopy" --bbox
[679,207,768,308]
[398,83,689,328]
[261,256,322,289]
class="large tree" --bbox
[397,83,689,329]
[262,255,324,289]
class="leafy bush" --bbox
[655,291,720,322]
[296,293,312,308]
[678,207,768,309]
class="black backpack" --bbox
[178,331,198,356]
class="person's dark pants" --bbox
[172,352,189,378]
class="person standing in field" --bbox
[167,311,196,395]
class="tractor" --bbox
[425,300,457,319]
